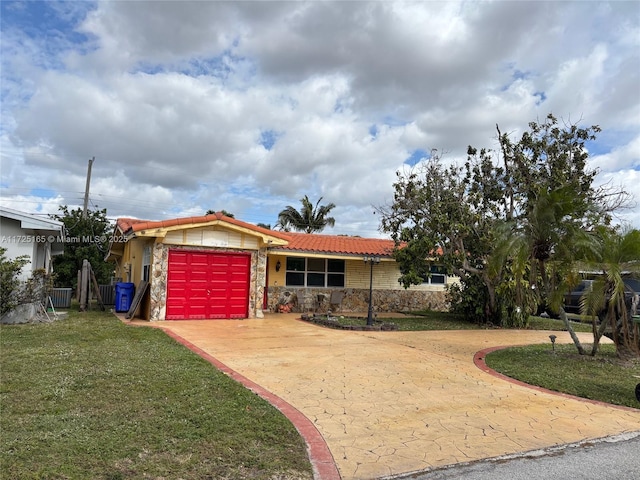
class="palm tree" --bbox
[276,196,336,233]
[578,227,640,358]
[498,187,599,354]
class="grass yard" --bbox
[485,343,640,409]
[0,311,312,480]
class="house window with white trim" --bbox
[285,257,345,287]
[422,265,446,285]
[142,246,151,282]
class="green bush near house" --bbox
[0,311,312,480]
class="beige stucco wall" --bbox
[267,253,287,287]
[113,238,153,282]
[266,254,459,292]
[163,226,260,250]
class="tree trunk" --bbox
[589,312,609,356]
[485,281,499,324]
[603,296,640,359]
[558,306,586,355]
[538,259,585,355]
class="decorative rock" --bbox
[267,286,449,314]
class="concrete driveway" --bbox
[149,315,640,480]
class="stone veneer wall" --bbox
[250,248,268,319]
[149,242,168,321]
[267,286,449,314]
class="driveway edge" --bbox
[474,346,640,413]
[161,329,341,480]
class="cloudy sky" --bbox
[1,0,639,237]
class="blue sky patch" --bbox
[30,188,56,198]
[369,124,378,138]
[586,129,635,157]
[533,91,546,105]
[512,69,530,81]
[500,67,533,91]
[1,1,97,62]
[186,54,232,78]
[381,115,408,128]
[260,130,280,151]
[404,149,429,167]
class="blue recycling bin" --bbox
[115,282,135,312]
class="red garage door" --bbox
[166,250,251,320]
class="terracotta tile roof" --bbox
[116,218,146,233]
[115,212,290,241]
[274,232,396,257]
[114,213,400,257]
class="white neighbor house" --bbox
[0,207,65,280]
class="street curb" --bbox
[161,328,341,480]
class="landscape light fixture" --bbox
[364,256,380,326]
[275,260,281,272]
[549,334,557,352]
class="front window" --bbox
[422,265,446,285]
[285,257,345,287]
[142,246,151,282]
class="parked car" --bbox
[623,277,640,315]
[564,278,640,315]
[563,280,593,314]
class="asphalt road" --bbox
[391,432,640,480]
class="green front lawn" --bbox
[485,343,640,409]
[0,311,312,480]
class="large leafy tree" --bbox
[380,114,626,329]
[496,117,627,350]
[51,206,114,287]
[380,152,506,324]
[276,196,336,233]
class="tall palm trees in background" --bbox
[276,196,336,233]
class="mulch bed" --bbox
[300,314,398,331]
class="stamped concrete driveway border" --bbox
[145,315,640,480]
[161,328,340,480]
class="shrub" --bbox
[0,247,29,316]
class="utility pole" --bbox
[82,157,94,219]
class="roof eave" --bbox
[132,220,289,246]
[269,249,394,260]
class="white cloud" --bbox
[595,169,640,229]
[1,0,639,236]
[590,135,640,173]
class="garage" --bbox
[166,250,251,320]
